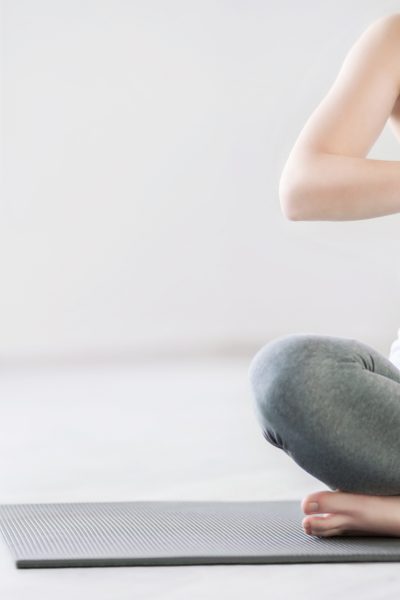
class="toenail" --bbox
[308,502,319,512]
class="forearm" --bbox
[280,152,400,221]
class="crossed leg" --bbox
[248,333,400,537]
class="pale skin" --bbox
[279,12,400,537]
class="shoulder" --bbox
[341,13,400,81]
[368,12,400,29]
[362,13,400,41]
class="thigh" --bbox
[249,333,400,495]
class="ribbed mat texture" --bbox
[0,500,400,568]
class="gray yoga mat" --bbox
[0,499,400,568]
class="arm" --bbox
[279,13,400,221]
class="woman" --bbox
[249,12,400,538]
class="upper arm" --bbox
[284,13,400,162]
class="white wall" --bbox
[2,0,400,361]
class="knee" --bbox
[248,333,327,428]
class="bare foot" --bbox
[301,489,400,537]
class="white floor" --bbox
[0,356,399,599]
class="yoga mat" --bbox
[0,499,399,568]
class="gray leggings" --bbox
[248,333,400,496]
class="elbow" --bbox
[278,154,320,221]
[279,175,305,221]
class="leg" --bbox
[248,333,400,495]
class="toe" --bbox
[301,491,327,514]
[313,527,344,538]
[302,513,350,535]
[301,490,367,516]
